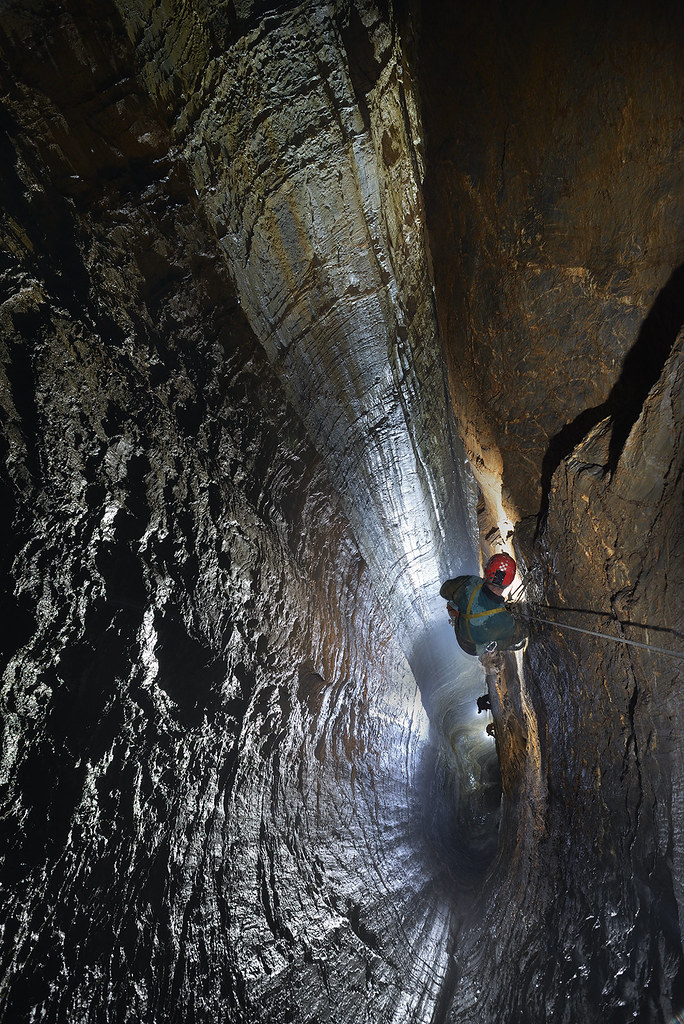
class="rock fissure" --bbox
[536,262,684,538]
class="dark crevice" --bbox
[348,902,380,952]
[0,107,126,349]
[337,4,382,129]
[536,263,684,536]
[428,920,459,1024]
[606,263,684,466]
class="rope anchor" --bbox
[505,564,684,661]
[515,606,684,662]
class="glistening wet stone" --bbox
[0,1,683,1022]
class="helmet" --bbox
[484,553,516,588]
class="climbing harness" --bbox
[464,583,508,644]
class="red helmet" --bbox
[484,553,516,588]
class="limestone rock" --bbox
[0,1,682,1022]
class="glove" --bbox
[446,601,459,621]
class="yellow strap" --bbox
[463,584,481,642]
[469,607,508,619]
[463,583,506,642]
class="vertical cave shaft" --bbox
[413,0,684,1019]
[0,2,472,1022]
[0,1,683,1023]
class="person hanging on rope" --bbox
[440,554,528,657]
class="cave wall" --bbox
[440,335,684,1023]
[0,1,683,1023]
[0,140,438,1022]
[0,4,466,1021]
[414,0,683,547]
[411,0,684,1020]
[107,0,474,641]
[0,2,481,1022]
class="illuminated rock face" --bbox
[0,3,682,1024]
[413,2,684,1020]
[415,0,684,545]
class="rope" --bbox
[506,564,684,660]
[507,564,544,604]
[522,609,684,661]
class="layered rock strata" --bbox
[0,2,485,1023]
[412,0,684,1018]
[0,93,450,1024]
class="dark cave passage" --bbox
[409,622,503,887]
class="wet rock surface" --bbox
[0,3,482,1022]
[0,118,453,1023]
[414,0,684,542]
[412,1,684,1019]
[0,1,682,1022]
